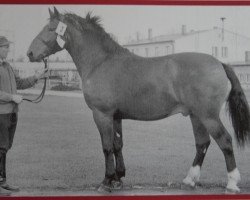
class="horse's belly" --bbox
[119,94,185,121]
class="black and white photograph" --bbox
[0,4,250,196]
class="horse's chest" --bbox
[83,79,115,110]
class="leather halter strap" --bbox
[23,59,48,103]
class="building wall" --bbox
[124,41,174,57]
[234,66,250,89]
[124,28,250,63]
[174,29,250,63]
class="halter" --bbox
[23,22,67,103]
[55,21,67,48]
[23,59,48,103]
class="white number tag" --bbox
[56,35,65,48]
[55,21,67,36]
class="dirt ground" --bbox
[5,90,250,196]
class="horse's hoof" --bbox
[226,185,240,194]
[111,180,123,190]
[97,183,112,193]
[225,188,240,194]
[183,177,195,188]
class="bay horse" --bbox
[27,7,250,193]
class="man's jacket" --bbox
[0,61,38,114]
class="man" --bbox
[0,36,47,195]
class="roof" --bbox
[123,27,250,46]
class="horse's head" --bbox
[27,7,68,62]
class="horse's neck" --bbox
[66,32,108,80]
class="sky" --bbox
[1,5,250,60]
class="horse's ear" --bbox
[48,8,54,19]
[53,7,60,18]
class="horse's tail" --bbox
[222,63,250,148]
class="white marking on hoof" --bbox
[226,168,241,193]
[183,165,201,187]
[97,183,111,193]
[225,187,240,194]
[183,176,195,187]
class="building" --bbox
[123,26,250,64]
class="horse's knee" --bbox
[114,139,123,153]
[196,140,210,151]
[102,137,115,154]
[103,147,114,155]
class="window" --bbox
[165,46,170,55]
[239,74,245,83]
[222,47,228,58]
[247,74,250,83]
[145,48,149,57]
[212,46,218,57]
[155,47,159,56]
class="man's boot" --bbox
[0,186,11,196]
[0,152,11,196]
[0,153,19,192]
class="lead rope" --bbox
[23,58,48,103]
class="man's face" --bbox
[0,45,9,60]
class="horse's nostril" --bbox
[27,51,33,58]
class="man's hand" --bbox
[12,94,23,104]
[35,68,49,80]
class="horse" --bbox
[27,7,250,193]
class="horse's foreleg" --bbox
[93,110,115,192]
[112,118,125,189]
[202,117,241,193]
[183,115,211,187]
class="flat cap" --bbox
[0,36,11,47]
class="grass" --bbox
[6,92,250,194]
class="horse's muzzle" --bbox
[27,50,35,62]
[27,50,44,62]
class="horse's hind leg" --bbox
[201,117,241,193]
[93,110,116,192]
[112,118,125,189]
[183,114,211,187]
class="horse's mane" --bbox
[63,12,127,54]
